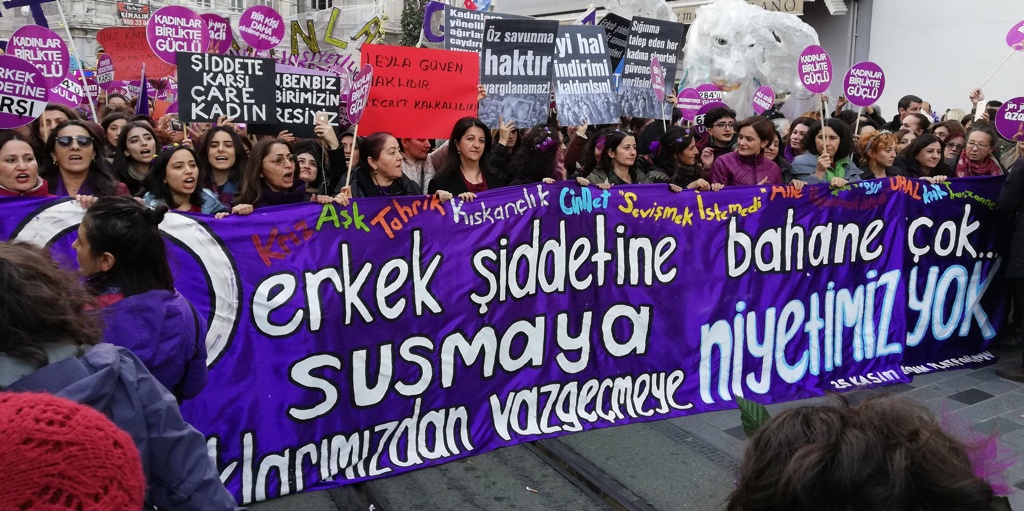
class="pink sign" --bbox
[238,5,285,51]
[348,64,374,125]
[995,97,1024,141]
[96,54,115,89]
[146,6,208,65]
[48,74,83,108]
[0,55,49,129]
[651,57,665,102]
[752,86,774,114]
[798,45,832,95]
[843,61,885,108]
[677,88,702,121]
[7,25,70,89]
[202,13,234,54]
[1007,20,1024,51]
[696,83,724,107]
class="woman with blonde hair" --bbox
[856,131,906,179]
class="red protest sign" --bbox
[358,44,479,139]
[96,27,176,80]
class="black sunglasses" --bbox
[56,135,93,148]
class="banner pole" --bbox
[853,106,862,138]
[54,0,98,121]
[975,50,1015,120]
[344,124,359,189]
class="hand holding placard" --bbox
[344,64,374,189]
[798,45,832,139]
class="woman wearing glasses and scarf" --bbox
[955,123,1005,178]
[41,120,129,198]
[231,138,336,215]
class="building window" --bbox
[310,0,332,10]
[230,0,244,11]
[195,0,213,8]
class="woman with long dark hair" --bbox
[99,112,129,160]
[0,132,47,197]
[142,144,229,215]
[41,120,128,198]
[898,134,953,183]
[197,126,248,208]
[111,121,158,195]
[789,118,863,187]
[428,117,507,200]
[647,126,719,191]
[233,138,335,214]
[505,126,561,186]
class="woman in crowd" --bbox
[898,134,953,183]
[505,126,561,186]
[100,112,129,161]
[142,144,229,216]
[764,126,793,177]
[726,395,1003,511]
[709,117,785,187]
[944,132,968,164]
[198,126,248,208]
[0,241,239,510]
[857,131,906,179]
[783,116,816,162]
[112,121,158,196]
[930,119,965,143]
[41,120,128,197]
[429,117,507,200]
[0,132,47,197]
[955,123,1004,177]
[337,132,451,205]
[340,127,362,170]
[295,140,327,196]
[895,128,917,152]
[568,127,614,180]
[233,138,334,214]
[29,103,78,156]
[490,118,518,175]
[72,197,210,400]
[790,118,863,186]
[582,129,652,186]
[647,126,717,191]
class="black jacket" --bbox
[427,169,507,195]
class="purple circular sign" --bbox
[1007,20,1024,51]
[7,25,70,89]
[348,64,374,125]
[693,101,729,139]
[48,74,83,108]
[239,6,285,51]
[843,61,885,108]
[798,45,832,95]
[147,6,208,65]
[752,86,774,114]
[651,57,665,102]
[678,88,702,121]
[202,13,234,55]
[0,55,50,129]
[696,83,724,107]
[995,97,1024,141]
[97,54,115,89]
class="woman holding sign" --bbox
[41,120,129,198]
[789,118,863,187]
[338,132,450,203]
[429,117,507,200]
[581,129,652,187]
[0,132,48,197]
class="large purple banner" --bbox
[0,176,1007,504]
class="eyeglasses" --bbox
[56,135,93,148]
[947,143,965,150]
[263,154,297,166]
[966,141,990,149]
[713,122,735,129]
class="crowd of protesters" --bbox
[2,79,1024,510]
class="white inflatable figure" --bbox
[680,0,821,119]
[603,0,677,23]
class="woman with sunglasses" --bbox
[232,138,334,214]
[142,144,229,216]
[112,121,159,196]
[0,132,48,197]
[41,120,129,198]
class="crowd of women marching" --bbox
[0,82,1022,510]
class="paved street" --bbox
[251,354,1024,511]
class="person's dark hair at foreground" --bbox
[726,395,1001,511]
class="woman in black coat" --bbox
[428,117,507,199]
[995,156,1024,381]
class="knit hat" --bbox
[0,392,146,511]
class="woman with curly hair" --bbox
[857,131,907,179]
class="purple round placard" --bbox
[696,83,723,107]
[1007,20,1024,51]
[96,54,115,90]
[752,86,774,114]
[48,74,83,108]
[0,55,50,129]
[348,64,374,125]
[202,14,235,55]
[7,25,70,89]
[238,5,285,51]
[798,45,832,95]
[651,57,665,102]
[678,88,702,121]
[147,6,208,65]
[843,61,885,108]
[995,97,1024,142]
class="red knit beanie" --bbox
[0,392,146,510]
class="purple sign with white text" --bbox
[651,57,665,102]
[238,5,285,51]
[678,87,701,121]
[0,176,1006,506]
[696,83,723,107]
[995,97,1024,142]
[0,55,50,129]
[202,14,235,55]
[798,45,832,95]
[7,25,70,89]
[693,100,728,139]
[752,85,774,114]
[97,54,115,89]
[843,61,885,108]
[348,64,373,124]
[147,6,208,65]
[48,74,83,108]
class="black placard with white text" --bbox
[249,70,342,138]
[477,19,559,129]
[176,52,276,123]
[617,17,684,120]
